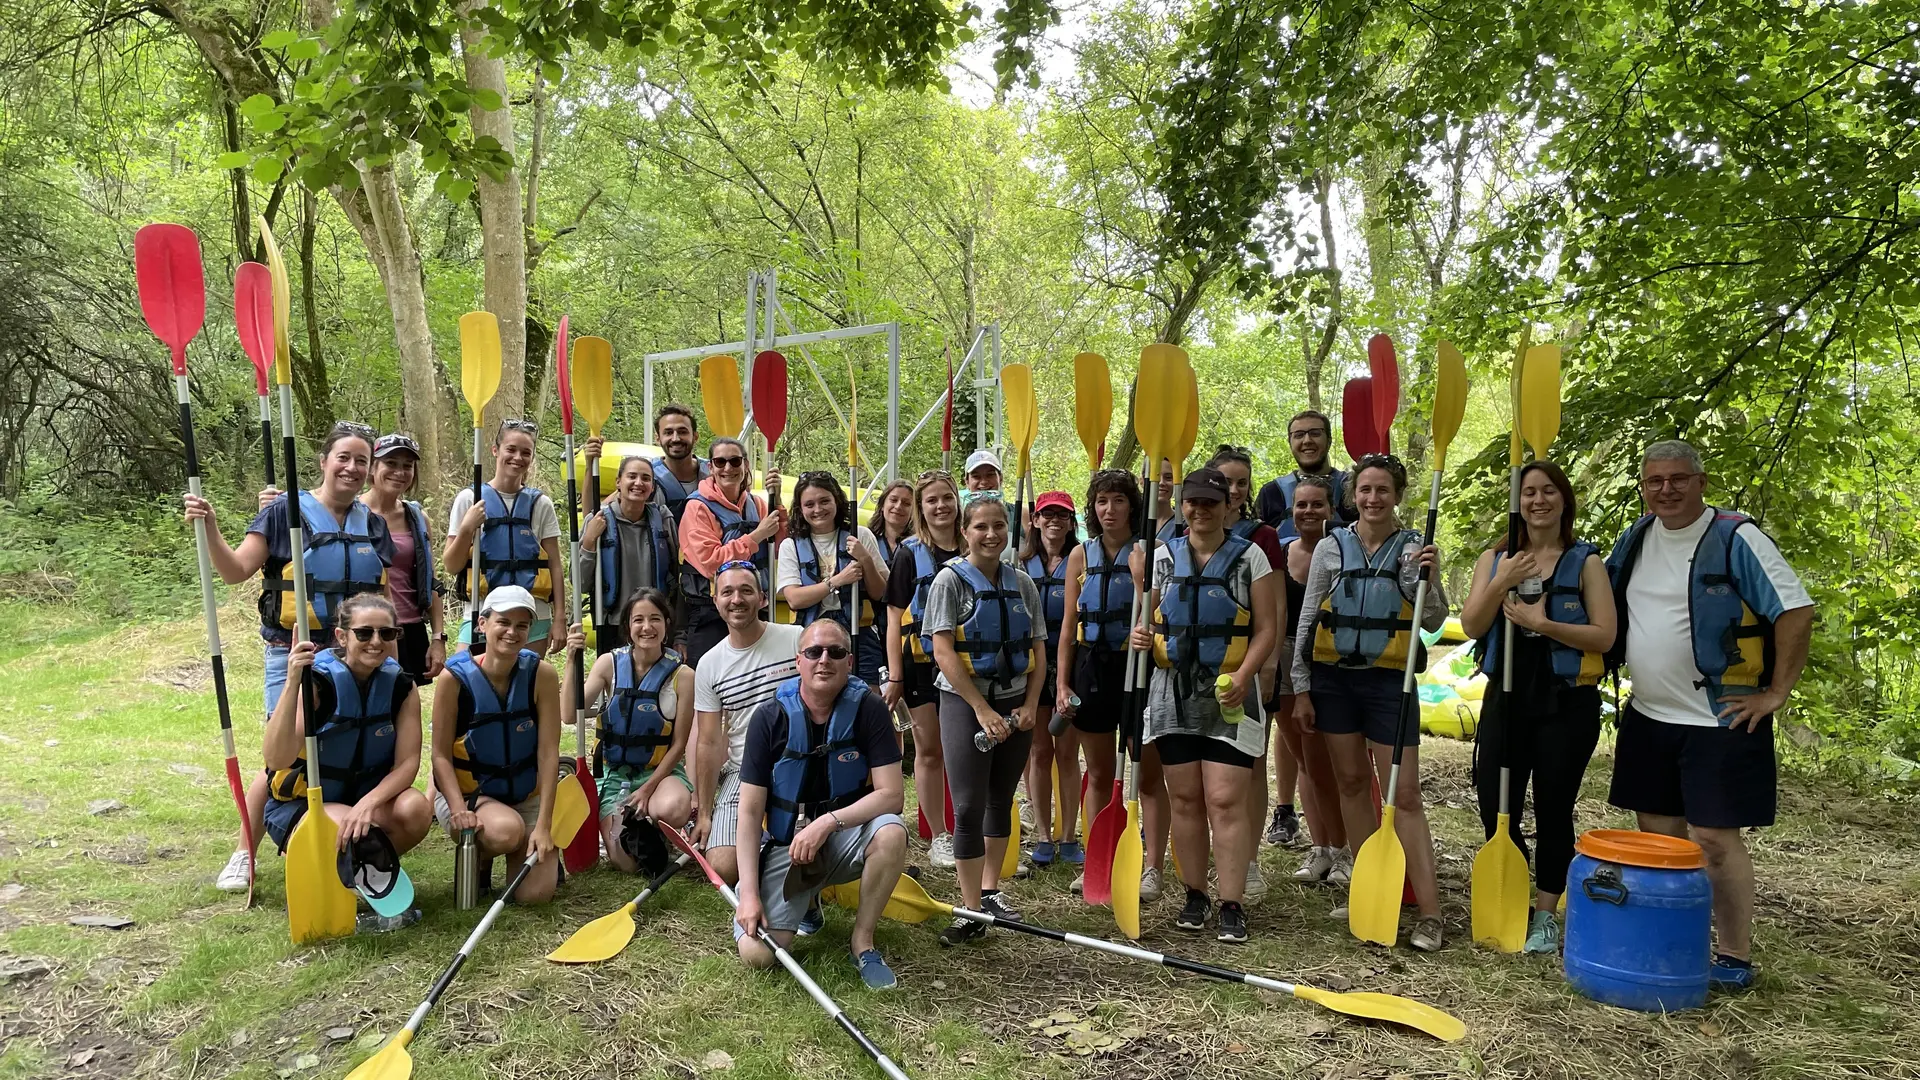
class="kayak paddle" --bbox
[546,852,691,963]
[233,261,277,489]
[1001,361,1038,879]
[700,353,744,440]
[571,334,613,521]
[1341,377,1379,460]
[1173,358,1199,480]
[1367,334,1400,452]
[942,342,955,474]
[458,313,503,649]
[1073,351,1112,470]
[554,316,600,876]
[750,349,789,458]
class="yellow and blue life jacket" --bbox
[1478,542,1605,687]
[764,676,872,844]
[454,484,553,603]
[897,537,942,661]
[447,648,542,805]
[1025,552,1067,657]
[1152,533,1252,679]
[1270,470,1346,541]
[1077,537,1137,652]
[651,457,710,522]
[1311,526,1419,670]
[262,492,388,634]
[788,530,875,630]
[1157,517,1258,544]
[947,558,1033,686]
[268,650,405,804]
[593,501,677,616]
[600,648,681,770]
[682,491,769,600]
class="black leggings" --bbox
[937,690,1034,861]
[1474,683,1602,897]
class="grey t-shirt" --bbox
[576,502,666,613]
[921,559,1044,700]
[1143,539,1273,758]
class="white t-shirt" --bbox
[694,621,803,768]
[1623,507,1811,727]
[775,527,886,620]
[1145,537,1273,758]
[446,484,563,626]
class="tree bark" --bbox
[459,5,528,427]
[296,187,336,432]
[1304,169,1342,418]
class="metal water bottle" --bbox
[1516,576,1546,636]
[454,828,478,910]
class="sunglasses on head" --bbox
[717,559,759,575]
[500,418,538,435]
[348,626,400,643]
[801,644,851,661]
[711,455,745,468]
[331,421,376,441]
[916,469,954,482]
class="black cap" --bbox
[1180,467,1230,504]
[373,433,420,459]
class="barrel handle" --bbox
[1582,863,1629,906]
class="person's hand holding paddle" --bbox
[456,500,487,540]
[257,487,281,511]
[182,493,217,526]
[1127,621,1153,653]
[750,508,784,543]
[828,560,863,589]
[735,889,766,940]
[527,821,556,863]
[582,434,604,461]
[285,638,318,681]
[693,809,713,849]
[580,512,608,549]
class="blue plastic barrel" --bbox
[1564,829,1711,1012]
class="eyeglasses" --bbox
[916,469,954,482]
[1641,473,1701,492]
[1289,427,1329,441]
[348,626,400,643]
[500,418,538,435]
[711,456,746,468]
[717,559,759,576]
[331,421,376,441]
[800,644,852,661]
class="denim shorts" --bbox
[264,644,290,715]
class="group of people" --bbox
[181,392,1812,992]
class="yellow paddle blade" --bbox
[572,336,614,437]
[547,900,637,964]
[820,874,947,924]
[700,354,744,439]
[1470,813,1531,953]
[1173,361,1199,477]
[1292,986,1467,1043]
[286,787,356,944]
[1134,344,1186,465]
[1519,343,1562,460]
[256,215,293,385]
[1431,341,1469,470]
[1002,363,1037,477]
[1001,799,1023,880]
[1347,805,1405,947]
[1072,352,1112,470]
[1111,800,1143,940]
[552,779,591,848]
[1507,324,1531,467]
[459,312,503,428]
[343,1027,415,1080]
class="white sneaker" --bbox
[1330,904,1349,920]
[1327,848,1354,885]
[214,850,252,892]
[1070,872,1085,894]
[1292,846,1333,882]
[1139,866,1163,902]
[1243,860,1268,904]
[929,834,957,870]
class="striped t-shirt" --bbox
[694,622,804,769]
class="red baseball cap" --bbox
[1034,491,1076,515]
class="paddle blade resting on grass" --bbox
[547,853,691,963]
[1110,797,1143,940]
[286,738,356,944]
[1081,768,1124,905]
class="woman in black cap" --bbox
[363,433,446,683]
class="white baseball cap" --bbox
[480,585,537,616]
[964,449,1002,476]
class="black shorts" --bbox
[1608,701,1776,829]
[397,621,432,685]
[1307,663,1414,746]
[902,655,939,711]
[1152,732,1257,769]
[1069,648,1132,735]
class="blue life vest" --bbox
[682,491,769,600]
[594,502,678,617]
[1024,553,1067,656]
[447,649,542,805]
[455,484,552,603]
[1152,534,1253,679]
[1311,526,1419,670]
[897,537,942,661]
[1606,509,1772,718]
[946,558,1034,686]
[600,649,681,770]
[268,650,405,805]
[264,491,389,634]
[1477,543,1605,687]
[1269,471,1346,541]
[789,530,875,629]
[764,676,873,844]
[652,457,710,522]
[1160,517,1259,543]
[1077,538,1137,651]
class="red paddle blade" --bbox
[554,314,573,431]
[942,346,955,452]
[562,762,598,873]
[134,224,206,374]
[750,350,788,451]
[918,804,932,841]
[1367,334,1400,451]
[1342,377,1378,460]
[233,263,275,394]
[1081,780,1125,905]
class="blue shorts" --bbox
[263,795,310,851]
[1308,663,1417,746]
[264,644,290,715]
[732,814,906,938]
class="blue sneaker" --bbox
[853,949,897,990]
[1031,841,1056,866]
[1709,955,1755,990]
[797,905,825,937]
[1057,840,1085,865]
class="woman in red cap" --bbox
[1022,491,1082,867]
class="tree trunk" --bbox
[1304,169,1341,420]
[355,166,459,487]
[460,6,528,428]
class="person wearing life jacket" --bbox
[732,620,907,989]
[429,585,567,905]
[563,587,695,874]
[1290,453,1449,951]
[776,472,890,687]
[883,469,963,870]
[1020,491,1082,869]
[926,496,1045,943]
[1129,467,1278,944]
[1601,440,1814,989]
[444,419,566,657]
[649,403,711,524]
[1057,468,1170,900]
[363,433,446,684]
[1460,460,1617,955]
[183,421,395,893]
[1254,409,1356,541]
[677,436,787,668]
[578,454,682,655]
[263,594,431,879]
[864,481,914,683]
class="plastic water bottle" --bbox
[1215,674,1245,725]
[974,716,1019,752]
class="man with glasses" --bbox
[1604,439,1814,990]
[731,619,907,989]
[1255,410,1354,541]
[650,403,710,523]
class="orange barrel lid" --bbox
[1575,829,1705,870]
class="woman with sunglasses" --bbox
[563,587,696,871]
[445,419,566,657]
[925,496,1046,940]
[579,455,682,655]
[184,420,396,892]
[776,472,890,685]
[677,436,786,667]
[1291,453,1449,951]
[363,433,446,684]
[885,470,963,869]
[1021,491,1082,868]
[263,594,431,886]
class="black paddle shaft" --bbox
[1387,502,1443,770]
[176,400,238,744]
[469,459,484,649]
[278,402,315,726]
[565,460,586,714]
[259,396,275,488]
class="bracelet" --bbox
[828,811,843,830]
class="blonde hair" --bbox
[910,471,960,550]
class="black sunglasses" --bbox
[711,455,746,468]
[348,626,400,643]
[800,644,851,661]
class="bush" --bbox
[0,481,215,618]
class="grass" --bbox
[3,597,1919,1079]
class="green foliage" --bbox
[0,485,212,620]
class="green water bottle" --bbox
[1215,673,1244,724]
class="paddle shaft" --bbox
[625,852,691,908]
[278,383,316,744]
[943,903,1298,993]
[564,431,586,755]
[258,393,276,487]
[468,430,484,648]
[402,857,540,1041]
[1385,470,1444,791]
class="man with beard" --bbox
[651,404,711,523]
[1255,410,1355,542]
